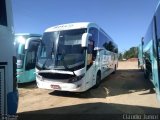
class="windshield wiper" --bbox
[42,58,49,69]
[63,60,76,76]
[59,53,76,76]
[42,44,55,69]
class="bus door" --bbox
[85,40,96,88]
[101,51,110,78]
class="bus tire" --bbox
[144,70,148,79]
[143,61,148,79]
[144,66,148,79]
[148,72,152,81]
[112,65,117,74]
[94,72,101,88]
[143,60,151,80]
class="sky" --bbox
[12,0,159,52]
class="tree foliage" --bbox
[119,47,138,60]
[118,53,123,60]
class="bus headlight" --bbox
[17,71,23,75]
[68,74,84,83]
[17,60,23,69]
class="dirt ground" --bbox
[17,61,160,120]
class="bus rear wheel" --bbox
[143,60,150,79]
[94,72,101,88]
[112,65,117,74]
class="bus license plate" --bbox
[51,85,61,90]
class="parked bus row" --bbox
[1,21,118,118]
[14,23,118,90]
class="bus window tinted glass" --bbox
[143,21,153,47]
[25,41,40,70]
[0,0,7,26]
[156,4,160,39]
[89,27,98,47]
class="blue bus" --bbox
[0,0,18,119]
[141,2,160,100]
[15,33,41,83]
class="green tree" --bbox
[118,53,123,60]
[123,47,138,59]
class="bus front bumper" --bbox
[36,76,85,92]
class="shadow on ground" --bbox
[49,69,155,98]
[18,81,37,89]
[18,102,160,120]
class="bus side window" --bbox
[89,27,98,60]
[89,27,98,47]
[155,4,160,40]
[0,0,7,26]
[87,40,94,66]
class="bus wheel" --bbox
[144,69,148,79]
[112,65,117,74]
[94,72,101,88]
[143,61,148,79]
[148,72,152,81]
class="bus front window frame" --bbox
[37,28,87,71]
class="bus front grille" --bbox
[0,66,6,118]
[39,73,74,80]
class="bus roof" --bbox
[45,22,98,32]
[45,22,117,47]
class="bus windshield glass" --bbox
[37,28,86,70]
[17,44,25,69]
[25,41,40,70]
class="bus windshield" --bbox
[17,44,25,69]
[15,35,29,69]
[37,28,86,70]
[25,40,40,70]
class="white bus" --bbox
[0,0,18,119]
[36,22,118,92]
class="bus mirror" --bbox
[25,38,31,49]
[25,38,41,49]
[81,33,92,47]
